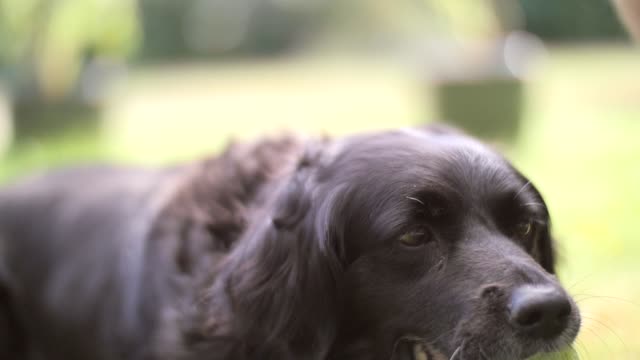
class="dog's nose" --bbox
[509,284,572,339]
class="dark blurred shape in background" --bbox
[138,0,314,59]
[519,0,627,40]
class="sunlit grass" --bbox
[0,127,106,183]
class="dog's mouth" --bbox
[395,340,449,360]
[395,334,578,360]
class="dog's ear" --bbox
[197,145,342,358]
[506,171,557,275]
[537,226,557,274]
[527,182,556,274]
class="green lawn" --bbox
[1,45,639,359]
[512,46,640,359]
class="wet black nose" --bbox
[509,285,572,339]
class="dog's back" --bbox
[0,166,182,360]
[0,135,305,360]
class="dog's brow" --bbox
[520,202,544,208]
[520,202,547,217]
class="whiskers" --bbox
[406,196,426,206]
[449,345,462,360]
[564,287,635,360]
[539,330,582,359]
[514,181,532,199]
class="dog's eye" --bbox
[515,220,534,238]
[399,231,431,248]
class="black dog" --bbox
[0,126,580,360]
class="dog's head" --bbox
[319,127,580,359]
[214,126,580,360]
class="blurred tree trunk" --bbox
[8,0,100,143]
[612,0,640,40]
[14,0,57,102]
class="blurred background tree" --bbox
[0,0,139,98]
[0,0,632,168]
[519,0,627,40]
[0,0,628,112]
[137,0,330,59]
[0,0,138,139]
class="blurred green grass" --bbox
[1,45,639,359]
[512,46,640,359]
